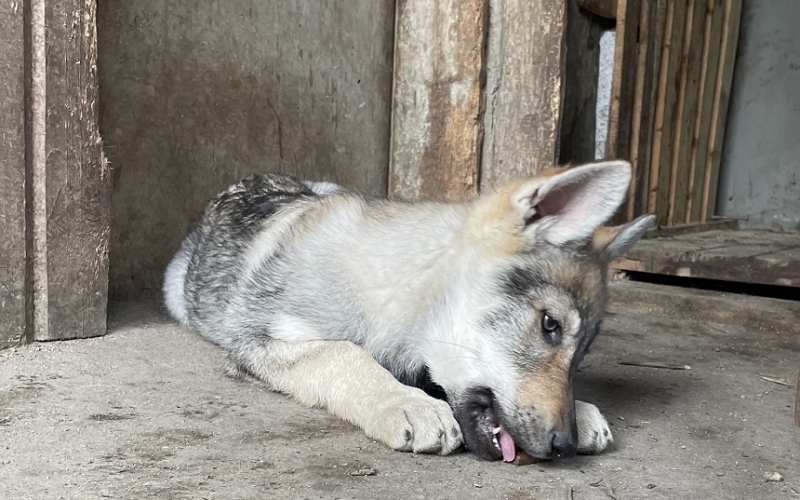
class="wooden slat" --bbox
[389,0,486,202]
[0,0,27,348]
[649,0,688,224]
[605,0,641,162]
[628,0,667,220]
[480,0,568,187]
[687,0,725,222]
[40,0,110,340]
[701,0,743,221]
[668,0,707,225]
[559,0,604,165]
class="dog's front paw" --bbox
[576,400,613,454]
[364,388,463,455]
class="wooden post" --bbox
[391,0,601,198]
[0,0,27,348]
[389,0,487,202]
[480,0,569,187]
[0,0,109,347]
[39,0,110,341]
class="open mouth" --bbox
[455,387,520,462]
[487,414,517,462]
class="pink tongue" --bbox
[498,428,516,462]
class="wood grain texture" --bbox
[649,0,688,224]
[480,0,568,189]
[40,0,110,340]
[559,0,604,165]
[701,0,743,221]
[668,0,707,224]
[628,0,667,220]
[606,0,641,162]
[389,0,486,202]
[611,229,800,288]
[687,0,725,222]
[0,0,27,348]
[99,0,396,299]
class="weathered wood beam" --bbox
[389,0,486,201]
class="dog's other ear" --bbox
[512,160,632,246]
[593,214,656,260]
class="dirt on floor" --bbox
[0,281,798,500]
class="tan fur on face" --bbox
[517,350,573,425]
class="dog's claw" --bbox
[365,388,463,455]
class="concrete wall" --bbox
[716,0,800,230]
[98,0,395,300]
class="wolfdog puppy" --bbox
[164,160,654,462]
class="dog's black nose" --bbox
[550,431,577,459]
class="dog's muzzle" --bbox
[452,386,578,462]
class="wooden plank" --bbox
[99,1,396,299]
[38,0,110,340]
[629,0,667,220]
[701,0,743,221]
[687,0,725,222]
[559,0,604,165]
[389,0,486,202]
[668,0,707,225]
[578,0,617,19]
[605,0,641,162]
[480,0,568,187]
[612,229,800,288]
[0,0,27,349]
[643,219,738,239]
[649,0,688,225]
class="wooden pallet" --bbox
[602,0,743,226]
[613,227,800,288]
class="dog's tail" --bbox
[163,231,199,325]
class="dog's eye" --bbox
[541,312,562,345]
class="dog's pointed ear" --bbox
[511,160,632,246]
[593,214,656,260]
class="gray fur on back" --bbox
[167,174,316,346]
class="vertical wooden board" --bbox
[389,0,486,202]
[480,0,567,188]
[100,0,396,300]
[41,0,110,340]
[648,0,688,224]
[668,0,707,225]
[687,0,724,222]
[0,1,27,348]
[605,0,641,162]
[702,0,742,221]
[559,0,604,165]
[630,0,667,219]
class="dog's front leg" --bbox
[230,338,463,455]
[575,400,614,454]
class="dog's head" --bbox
[429,160,654,462]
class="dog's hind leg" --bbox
[230,338,463,455]
[575,400,613,454]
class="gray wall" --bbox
[716,0,800,230]
[99,0,395,300]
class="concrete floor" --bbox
[1,281,798,500]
